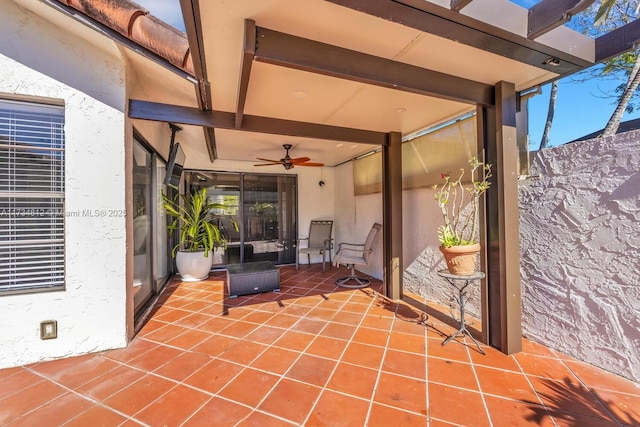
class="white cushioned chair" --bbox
[333,223,381,288]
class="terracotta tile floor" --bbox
[1,265,639,426]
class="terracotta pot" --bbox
[439,243,481,276]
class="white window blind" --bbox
[0,99,65,294]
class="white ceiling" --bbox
[33,0,594,169]
[189,0,594,167]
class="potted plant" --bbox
[162,188,227,282]
[433,156,492,275]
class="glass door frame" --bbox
[187,170,298,266]
[132,130,172,322]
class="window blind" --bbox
[0,99,65,294]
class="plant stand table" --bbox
[227,261,280,298]
[437,269,486,355]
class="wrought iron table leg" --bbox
[440,275,486,355]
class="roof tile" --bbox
[56,0,194,75]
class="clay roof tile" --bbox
[56,0,194,76]
[130,13,194,75]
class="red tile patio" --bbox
[1,265,638,426]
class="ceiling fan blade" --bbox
[289,156,311,164]
[254,163,281,166]
[256,157,282,163]
[298,162,324,167]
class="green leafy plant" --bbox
[162,188,228,257]
[249,201,275,217]
[433,156,492,248]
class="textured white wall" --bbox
[0,2,127,368]
[334,162,384,280]
[520,133,640,382]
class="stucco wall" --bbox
[334,161,385,281]
[520,133,640,382]
[333,159,479,302]
[0,2,128,368]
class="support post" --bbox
[481,81,522,354]
[382,132,403,300]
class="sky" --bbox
[509,0,640,149]
[136,0,640,150]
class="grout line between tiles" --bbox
[362,294,399,427]
[300,288,383,426]
[21,363,144,427]
[466,336,494,427]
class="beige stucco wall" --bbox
[334,161,384,280]
[520,133,640,383]
[0,1,128,368]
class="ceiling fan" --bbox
[254,144,324,170]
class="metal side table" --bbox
[437,269,486,355]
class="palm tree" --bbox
[595,0,640,136]
[540,81,558,149]
[602,52,640,136]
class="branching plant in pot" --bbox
[162,187,228,282]
[433,156,492,275]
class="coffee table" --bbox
[226,261,280,298]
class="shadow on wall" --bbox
[609,171,640,201]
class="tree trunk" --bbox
[539,80,558,149]
[603,52,640,136]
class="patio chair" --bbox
[333,222,381,288]
[296,220,333,272]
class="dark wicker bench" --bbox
[226,261,280,298]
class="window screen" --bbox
[0,98,65,294]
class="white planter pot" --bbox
[175,250,213,282]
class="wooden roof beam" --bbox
[253,26,494,106]
[180,0,217,160]
[596,19,640,63]
[129,99,389,146]
[328,0,592,75]
[236,19,256,129]
[527,0,594,40]
[451,0,473,12]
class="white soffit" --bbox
[537,27,595,63]
[124,50,198,108]
[201,0,586,112]
[461,0,529,36]
[212,129,374,167]
[462,0,594,62]
[245,62,471,135]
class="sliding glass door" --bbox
[132,136,171,319]
[132,141,152,311]
[191,171,297,265]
